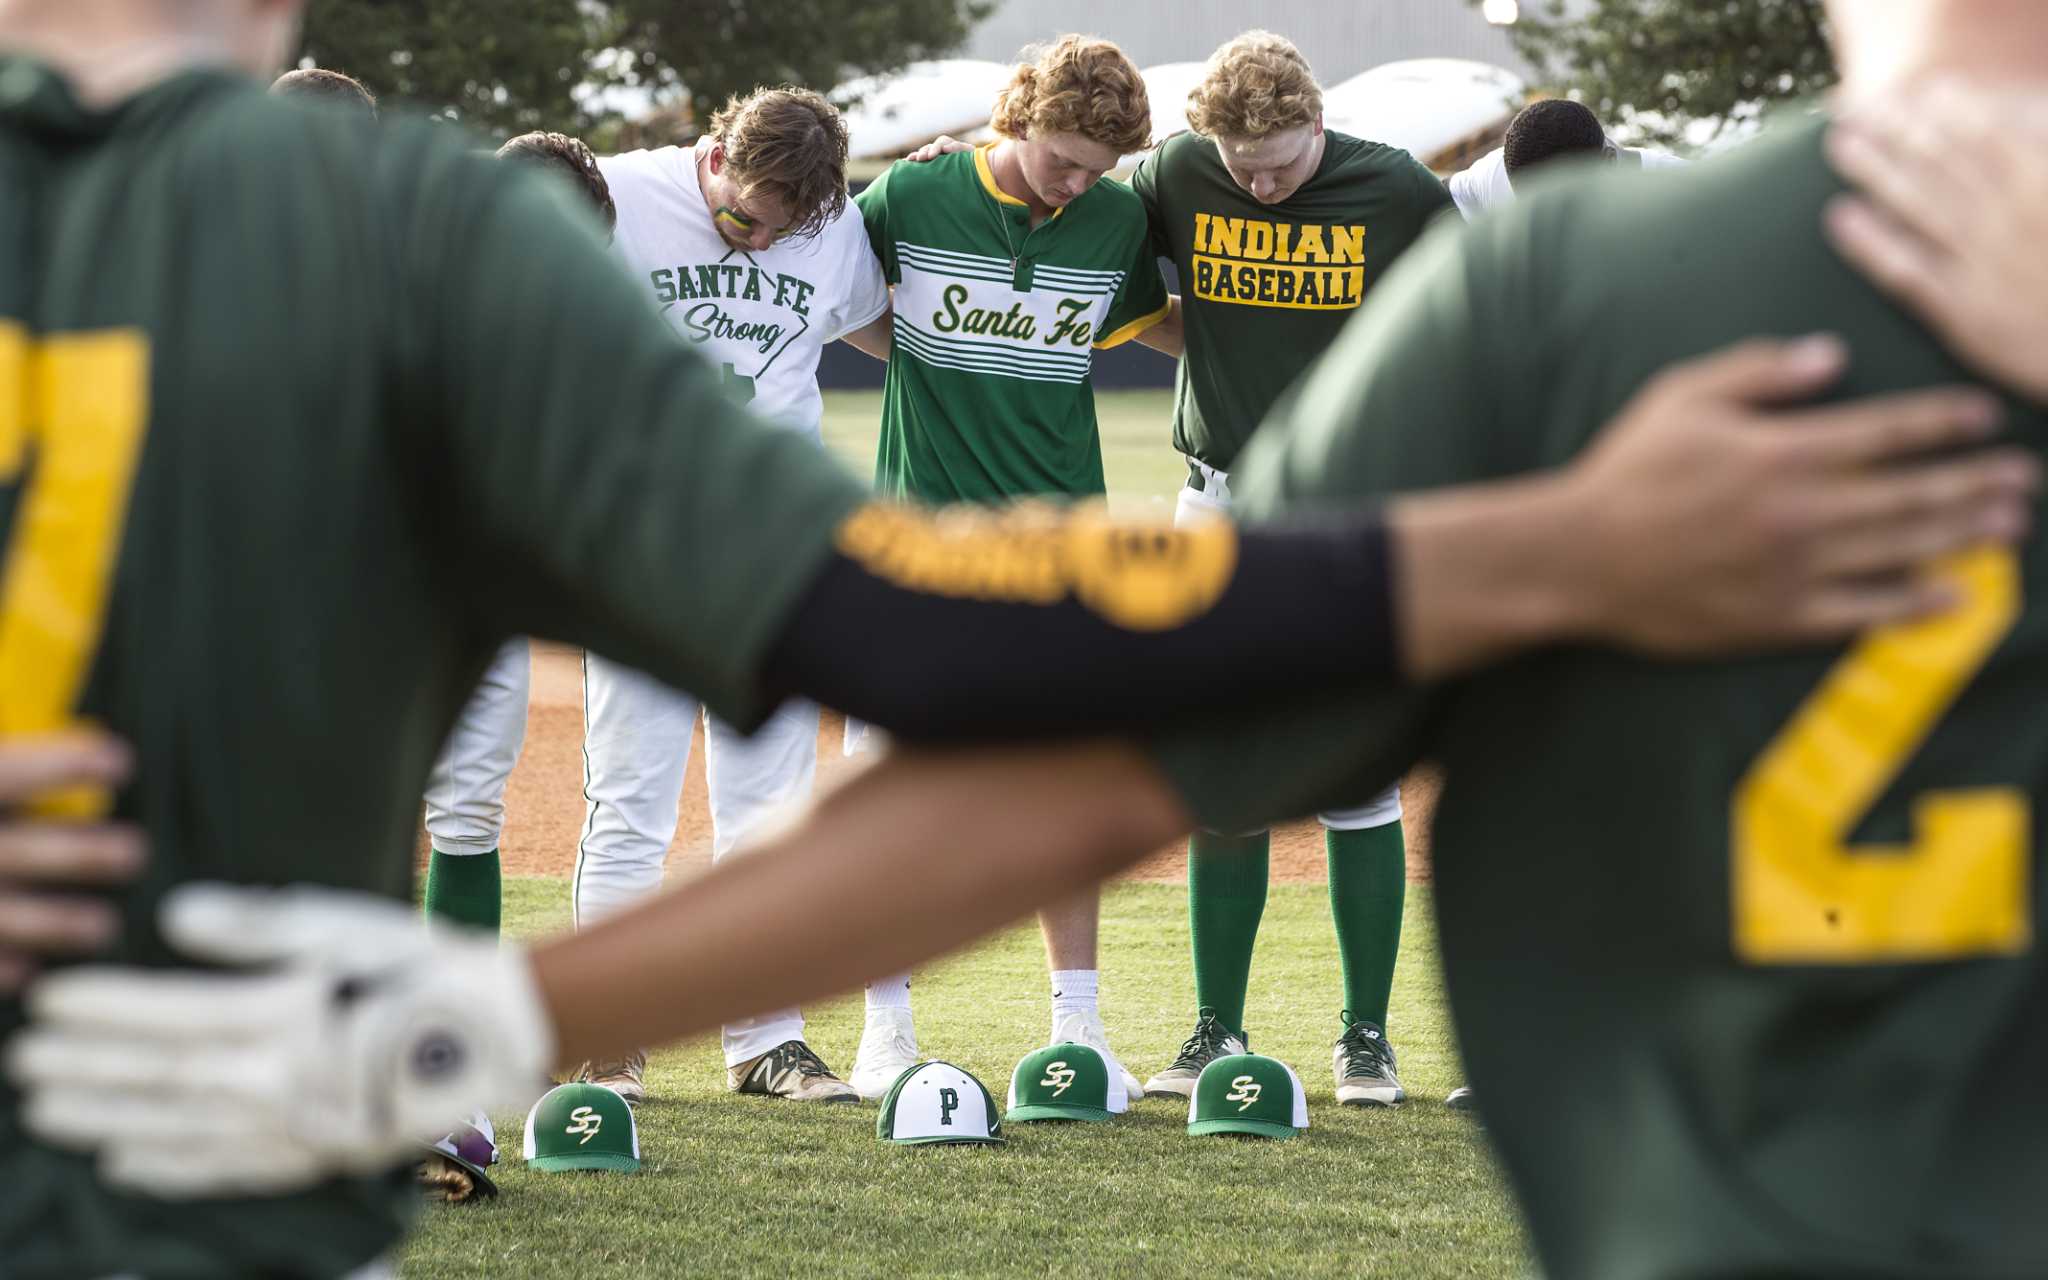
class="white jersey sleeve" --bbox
[821,211,890,344]
[1448,147,1514,221]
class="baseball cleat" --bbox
[849,1006,920,1101]
[728,1040,858,1103]
[1143,1006,1248,1100]
[1334,1013,1405,1107]
[1050,1010,1144,1104]
[578,1049,648,1106]
[1445,1085,1477,1111]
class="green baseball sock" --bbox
[1328,821,1406,1030]
[423,848,501,937]
[1187,830,1269,1037]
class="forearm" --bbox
[531,741,1189,1067]
[765,504,1395,742]
[1135,295,1184,357]
[1386,473,1586,680]
[841,306,894,360]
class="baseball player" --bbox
[0,1,2037,1275]
[416,133,618,951]
[570,88,892,1105]
[904,30,1461,1108]
[844,33,1169,1103]
[1447,97,1687,220]
[420,97,898,1107]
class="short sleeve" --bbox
[1094,224,1171,350]
[854,166,899,284]
[397,151,870,730]
[824,220,891,343]
[1145,215,1525,834]
[1128,147,1172,261]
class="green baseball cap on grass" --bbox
[1189,1053,1309,1140]
[523,1082,642,1172]
[876,1061,1004,1146]
[1006,1042,1128,1122]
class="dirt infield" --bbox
[417,642,1437,886]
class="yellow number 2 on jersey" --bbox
[1733,546,2030,964]
[0,321,151,818]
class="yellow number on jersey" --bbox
[1732,546,2030,963]
[0,322,151,817]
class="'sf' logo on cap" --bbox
[1040,1061,1077,1096]
[566,1106,604,1145]
[1226,1076,1262,1111]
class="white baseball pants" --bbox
[576,651,822,1067]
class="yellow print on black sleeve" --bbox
[835,501,1239,632]
[1190,214,1367,311]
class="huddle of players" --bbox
[297,32,1516,1115]
[12,2,2048,1277]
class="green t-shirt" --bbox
[1129,129,1452,473]
[855,145,1169,503]
[1152,120,2048,1279]
[0,61,865,1279]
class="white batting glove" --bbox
[4,884,555,1198]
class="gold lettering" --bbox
[1330,225,1365,264]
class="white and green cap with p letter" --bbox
[523,1081,642,1172]
[1188,1053,1309,1139]
[1006,1042,1128,1122]
[876,1061,1004,1145]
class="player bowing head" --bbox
[986,34,1152,213]
[1184,30,1325,205]
[698,87,848,251]
[497,130,616,235]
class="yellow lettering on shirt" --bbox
[1188,215,1367,311]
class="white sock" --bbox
[866,973,912,1013]
[1050,968,1099,1027]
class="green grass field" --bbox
[399,880,1529,1279]
[400,389,1529,1277]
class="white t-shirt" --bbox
[598,143,890,437]
[1448,143,1686,220]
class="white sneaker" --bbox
[850,1007,920,1101]
[1051,1011,1143,1109]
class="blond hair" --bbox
[989,35,1153,155]
[706,87,849,241]
[1185,30,1322,142]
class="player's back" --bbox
[1185,118,2048,1278]
[0,57,860,1277]
[1414,122,2048,1279]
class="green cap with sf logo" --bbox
[522,1081,642,1172]
[1006,1042,1127,1122]
[875,1061,1004,1146]
[1188,1053,1309,1140]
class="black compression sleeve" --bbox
[763,508,1396,744]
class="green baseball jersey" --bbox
[0,60,864,1278]
[1151,120,2048,1279]
[1129,129,1452,472]
[855,145,1169,503]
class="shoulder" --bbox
[867,150,967,199]
[1323,131,1431,180]
[1153,129,1216,173]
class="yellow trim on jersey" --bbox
[1094,300,1171,351]
[974,144,1029,206]
[973,143,1066,219]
